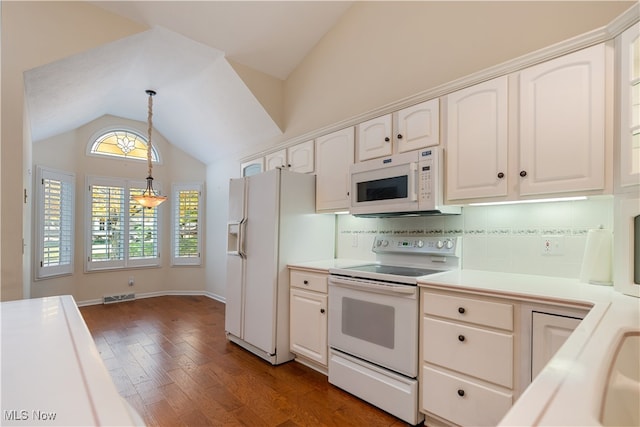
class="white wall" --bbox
[1,1,146,301]
[31,115,207,303]
[205,158,237,300]
[337,197,614,280]
[280,1,632,140]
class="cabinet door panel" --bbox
[423,316,513,387]
[422,291,513,331]
[315,128,354,211]
[290,289,327,365]
[446,76,509,200]
[619,23,640,188]
[357,115,392,161]
[422,365,513,427]
[531,312,582,380]
[265,149,287,170]
[290,270,328,293]
[395,99,439,153]
[519,44,605,195]
[288,140,315,174]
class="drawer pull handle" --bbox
[303,280,309,285]
[457,389,465,397]
[458,307,466,314]
[458,335,465,342]
[320,308,325,314]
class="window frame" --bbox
[171,183,204,266]
[35,166,76,279]
[85,175,163,272]
[86,126,162,164]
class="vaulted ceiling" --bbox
[25,1,353,165]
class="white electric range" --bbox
[328,234,461,425]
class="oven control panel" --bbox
[372,235,459,256]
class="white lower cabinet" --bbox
[530,311,583,381]
[289,268,329,372]
[420,288,517,426]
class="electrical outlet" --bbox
[541,236,564,255]
[128,276,135,286]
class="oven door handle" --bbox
[329,276,417,296]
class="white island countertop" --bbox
[417,269,639,427]
[0,295,144,426]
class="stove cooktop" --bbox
[341,263,441,278]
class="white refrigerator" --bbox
[225,168,335,364]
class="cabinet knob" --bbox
[384,137,390,142]
[303,280,309,285]
[458,335,466,342]
[458,307,466,314]
[397,134,403,140]
[457,389,465,397]
[320,308,325,314]
[497,172,505,179]
[520,170,528,177]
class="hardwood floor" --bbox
[80,296,410,427]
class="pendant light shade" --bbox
[133,90,167,208]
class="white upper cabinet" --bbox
[394,98,440,153]
[519,44,606,196]
[446,44,608,203]
[265,149,287,170]
[240,158,264,177]
[356,99,440,162]
[445,76,509,200]
[315,127,354,212]
[618,22,640,189]
[264,140,315,173]
[356,114,393,161]
[288,140,315,174]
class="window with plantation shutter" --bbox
[171,183,203,266]
[86,176,161,271]
[36,166,75,279]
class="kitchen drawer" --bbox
[290,270,328,293]
[422,290,513,331]
[422,364,513,427]
[422,317,513,388]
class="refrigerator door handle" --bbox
[227,220,246,257]
[238,219,247,258]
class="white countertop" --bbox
[417,269,639,427]
[0,295,144,426]
[288,258,371,272]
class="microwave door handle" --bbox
[409,162,418,201]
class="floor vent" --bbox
[103,293,136,304]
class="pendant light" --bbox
[133,89,167,208]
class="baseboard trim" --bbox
[76,290,226,307]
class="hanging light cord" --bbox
[146,90,155,179]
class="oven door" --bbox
[350,152,419,215]
[328,275,419,378]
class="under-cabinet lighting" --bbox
[468,196,587,207]
[334,211,350,215]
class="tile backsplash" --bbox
[336,197,614,279]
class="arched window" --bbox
[89,129,159,162]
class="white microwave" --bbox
[350,148,460,217]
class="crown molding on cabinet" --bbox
[243,4,640,163]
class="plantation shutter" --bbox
[88,182,125,269]
[129,187,159,260]
[36,166,75,279]
[172,184,203,266]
